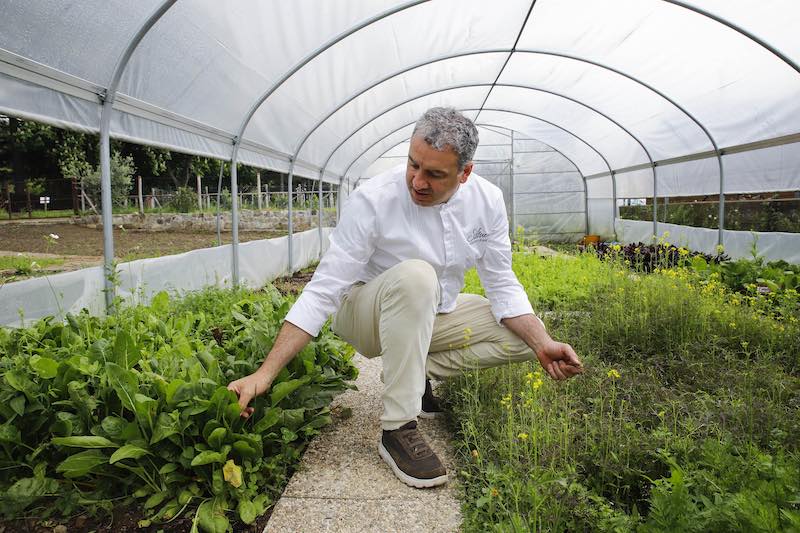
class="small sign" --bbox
[39,196,50,204]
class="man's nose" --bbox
[412,173,428,190]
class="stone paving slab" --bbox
[265,354,462,533]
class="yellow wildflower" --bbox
[490,488,500,497]
[607,369,621,379]
[518,432,529,441]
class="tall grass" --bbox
[446,251,800,532]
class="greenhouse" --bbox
[1,1,799,532]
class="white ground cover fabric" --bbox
[0,229,330,328]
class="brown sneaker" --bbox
[378,421,447,488]
[419,379,444,419]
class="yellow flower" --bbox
[223,459,243,488]
[518,432,529,441]
[471,449,479,460]
[612,244,622,252]
[532,379,543,390]
[525,372,535,381]
[607,369,621,379]
[729,322,736,329]
[490,487,500,497]
[716,244,725,255]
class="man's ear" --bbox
[459,161,473,183]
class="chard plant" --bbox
[0,286,356,532]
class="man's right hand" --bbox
[226,320,314,419]
[227,372,271,419]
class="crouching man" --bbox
[227,107,583,488]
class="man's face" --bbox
[406,136,473,207]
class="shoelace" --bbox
[400,430,432,460]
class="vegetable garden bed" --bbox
[445,250,799,531]
[0,284,356,532]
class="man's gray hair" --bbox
[412,107,479,171]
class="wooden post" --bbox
[205,186,209,209]
[81,177,86,212]
[72,177,79,214]
[6,183,12,219]
[256,172,262,210]
[265,183,269,208]
[197,174,202,210]
[137,176,144,214]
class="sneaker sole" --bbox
[378,441,448,488]
[418,410,444,419]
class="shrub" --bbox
[170,186,198,213]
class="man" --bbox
[228,107,583,488]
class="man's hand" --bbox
[226,320,313,419]
[534,340,583,381]
[501,313,583,381]
[227,371,271,419]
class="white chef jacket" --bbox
[284,164,534,337]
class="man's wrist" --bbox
[254,366,274,388]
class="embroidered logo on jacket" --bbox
[466,226,490,244]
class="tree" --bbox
[24,177,46,217]
[83,151,136,208]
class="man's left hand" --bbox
[535,340,583,380]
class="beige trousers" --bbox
[331,259,535,430]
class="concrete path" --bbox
[265,354,461,533]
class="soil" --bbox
[0,222,286,279]
[271,267,316,296]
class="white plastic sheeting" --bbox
[1,0,799,254]
[0,229,329,328]
[616,219,800,264]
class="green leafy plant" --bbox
[0,286,357,531]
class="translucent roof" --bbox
[1,0,798,192]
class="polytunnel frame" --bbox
[90,0,798,310]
